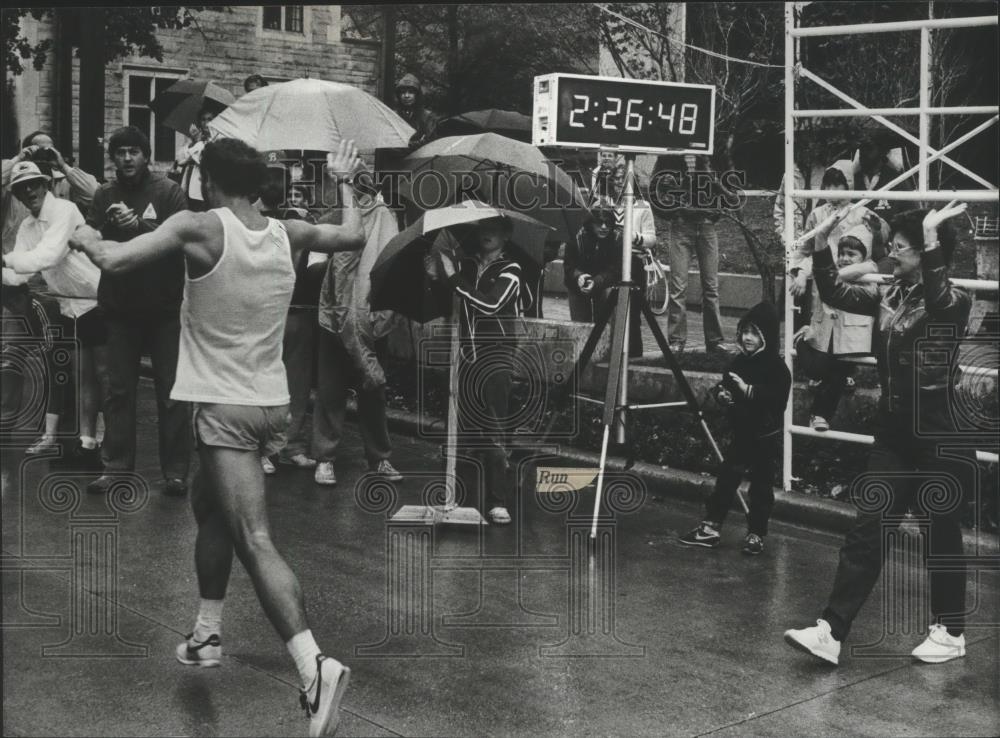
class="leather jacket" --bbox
[812,246,971,415]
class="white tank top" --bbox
[171,207,296,405]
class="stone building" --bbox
[5,6,381,177]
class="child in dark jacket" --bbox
[679,301,792,555]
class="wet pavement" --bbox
[2,379,998,737]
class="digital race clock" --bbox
[532,73,715,155]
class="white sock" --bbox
[193,598,224,642]
[44,413,59,437]
[79,436,97,450]
[287,630,322,690]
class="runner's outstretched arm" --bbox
[68,210,210,274]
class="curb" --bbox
[359,402,995,549]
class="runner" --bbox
[70,137,365,737]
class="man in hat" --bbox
[2,161,105,468]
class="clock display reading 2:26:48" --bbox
[554,75,715,154]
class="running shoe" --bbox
[314,462,337,486]
[488,506,511,525]
[742,533,764,556]
[911,624,965,663]
[25,434,58,455]
[175,633,221,668]
[371,460,403,481]
[280,453,318,468]
[783,619,840,665]
[679,522,721,548]
[300,654,351,738]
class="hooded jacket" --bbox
[715,302,792,439]
[395,74,440,149]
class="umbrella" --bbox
[149,79,236,135]
[370,202,552,323]
[395,133,589,244]
[208,78,415,152]
[436,109,533,142]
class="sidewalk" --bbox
[2,379,997,737]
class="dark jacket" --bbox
[440,254,527,363]
[715,302,792,439]
[395,74,440,149]
[652,154,725,223]
[88,170,188,316]
[564,225,621,295]
[812,246,971,416]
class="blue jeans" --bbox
[663,218,725,349]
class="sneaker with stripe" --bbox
[300,654,351,737]
[175,633,221,667]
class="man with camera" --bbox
[84,126,192,498]
[2,131,99,445]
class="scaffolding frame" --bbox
[782,4,1000,490]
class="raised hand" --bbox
[326,139,360,183]
[922,200,967,243]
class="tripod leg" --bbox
[602,286,632,427]
[591,425,612,539]
[640,303,748,516]
[536,290,618,444]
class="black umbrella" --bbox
[370,202,552,323]
[395,133,590,244]
[149,79,236,135]
[436,109,533,142]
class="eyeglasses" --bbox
[887,242,916,256]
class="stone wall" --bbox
[8,6,380,177]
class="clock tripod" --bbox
[547,154,747,537]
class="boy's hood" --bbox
[737,301,780,356]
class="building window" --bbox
[262,6,304,33]
[125,72,183,163]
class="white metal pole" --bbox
[445,294,461,509]
[919,25,931,203]
[782,2,796,494]
[791,15,997,37]
[617,154,635,446]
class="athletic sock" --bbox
[287,629,322,690]
[193,598,224,642]
[79,436,97,450]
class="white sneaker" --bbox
[261,456,277,475]
[175,633,221,668]
[372,459,403,482]
[488,506,511,525]
[911,624,966,663]
[810,415,830,432]
[784,619,841,665]
[314,461,337,486]
[300,654,351,738]
[26,434,58,455]
[281,453,318,468]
